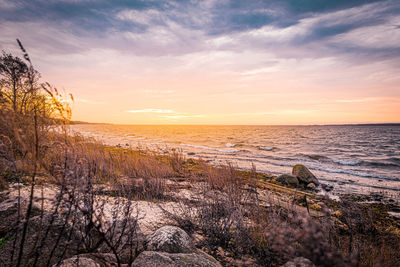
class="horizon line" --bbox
[72,121,400,127]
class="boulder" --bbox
[0,211,81,266]
[292,165,319,186]
[0,196,41,231]
[56,256,100,267]
[277,174,299,187]
[0,196,27,217]
[146,226,194,253]
[56,254,118,267]
[132,251,221,267]
[136,226,221,266]
[281,257,315,267]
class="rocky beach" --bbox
[1,135,400,266]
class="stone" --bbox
[132,251,221,267]
[309,203,322,211]
[0,196,27,217]
[56,256,101,267]
[281,257,315,267]
[56,253,118,267]
[277,174,299,187]
[0,196,41,231]
[146,226,194,253]
[306,183,316,190]
[321,184,333,192]
[0,211,81,267]
[292,164,319,186]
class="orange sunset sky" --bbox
[1,0,399,125]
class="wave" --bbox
[225,143,236,148]
[302,154,330,161]
[332,159,361,166]
[361,160,400,168]
[304,154,400,168]
[298,154,361,166]
[313,166,397,181]
[258,146,279,151]
[237,153,295,162]
[389,157,400,164]
[180,143,240,153]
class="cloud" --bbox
[0,0,16,9]
[336,97,400,103]
[1,0,399,62]
[160,114,205,119]
[127,108,174,113]
[332,15,400,49]
[116,9,161,25]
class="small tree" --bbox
[0,52,29,113]
[0,40,71,162]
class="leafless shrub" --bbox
[159,198,199,235]
[162,161,356,266]
[168,149,186,175]
[0,41,144,267]
[334,200,400,267]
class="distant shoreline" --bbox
[71,121,400,127]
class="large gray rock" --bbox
[146,226,194,253]
[292,165,319,186]
[56,253,118,267]
[0,211,81,266]
[281,257,315,267]
[56,256,100,267]
[0,196,41,233]
[0,196,27,217]
[132,251,221,267]
[277,174,299,187]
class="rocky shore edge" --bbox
[1,146,399,266]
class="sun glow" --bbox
[1,0,398,125]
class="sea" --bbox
[70,124,400,200]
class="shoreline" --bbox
[69,124,400,202]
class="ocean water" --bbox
[71,124,400,199]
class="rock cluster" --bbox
[57,226,221,267]
[277,164,319,190]
[292,164,319,186]
[133,226,221,267]
[58,253,118,267]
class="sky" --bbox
[0,0,399,125]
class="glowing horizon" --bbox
[1,0,399,125]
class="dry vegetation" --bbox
[0,42,400,267]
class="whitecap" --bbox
[180,143,239,153]
[332,159,361,166]
[258,146,277,151]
